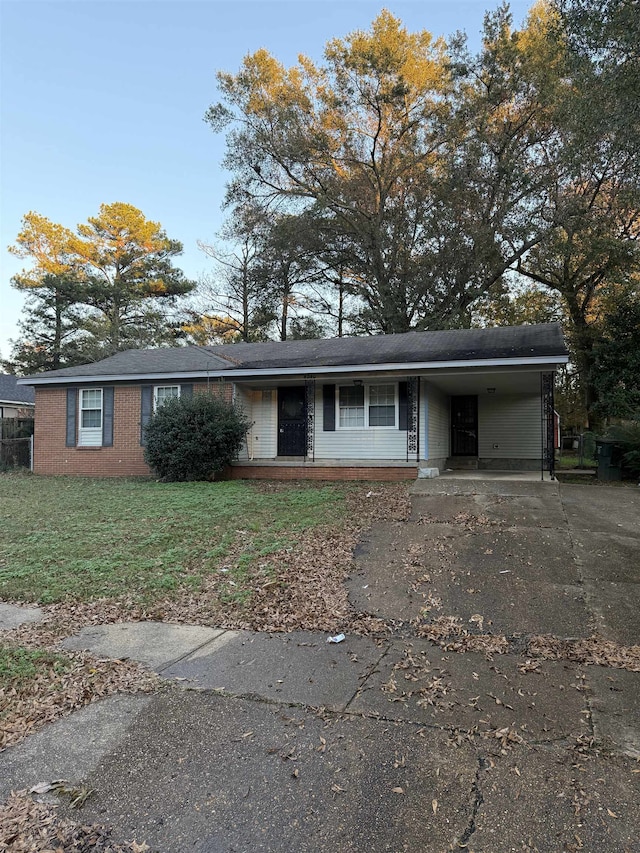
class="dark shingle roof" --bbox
[21,324,568,382]
[0,374,36,404]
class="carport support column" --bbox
[541,372,555,481]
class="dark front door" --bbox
[451,395,478,456]
[277,386,307,456]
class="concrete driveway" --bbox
[1,479,639,852]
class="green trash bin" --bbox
[596,439,622,481]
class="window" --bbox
[154,385,180,411]
[337,383,397,429]
[78,388,103,446]
[369,384,396,426]
[338,385,365,428]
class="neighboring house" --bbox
[0,374,35,418]
[18,324,568,480]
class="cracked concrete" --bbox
[1,479,639,852]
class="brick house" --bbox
[19,324,568,480]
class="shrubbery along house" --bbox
[18,323,568,480]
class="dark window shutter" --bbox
[65,388,77,447]
[102,387,114,447]
[398,382,408,431]
[323,384,335,431]
[181,383,193,399]
[140,385,153,446]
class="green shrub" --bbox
[144,393,251,482]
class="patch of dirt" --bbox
[0,789,149,852]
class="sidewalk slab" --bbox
[161,630,386,711]
[589,667,640,758]
[572,530,640,583]
[0,602,43,630]
[0,694,151,801]
[471,749,640,853]
[561,484,640,538]
[71,690,478,853]
[61,622,226,670]
[348,640,588,741]
[585,581,640,647]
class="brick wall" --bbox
[34,381,233,477]
[230,465,417,482]
[34,386,151,477]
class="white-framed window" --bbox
[154,385,180,411]
[78,388,103,446]
[337,383,397,429]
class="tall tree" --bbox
[208,8,569,333]
[8,204,195,369]
[207,11,454,333]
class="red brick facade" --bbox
[33,381,232,477]
[230,465,417,482]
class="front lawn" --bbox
[0,475,350,605]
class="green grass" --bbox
[0,475,349,605]
[0,644,72,682]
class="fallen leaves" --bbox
[527,635,640,672]
[0,790,149,852]
[0,645,158,751]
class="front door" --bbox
[277,386,307,456]
[451,395,478,456]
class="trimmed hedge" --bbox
[144,392,251,482]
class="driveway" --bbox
[1,479,639,852]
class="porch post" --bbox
[406,377,419,462]
[541,371,555,480]
[305,378,315,461]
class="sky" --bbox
[0,0,535,360]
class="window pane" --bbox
[369,384,394,406]
[81,409,102,428]
[339,386,364,407]
[369,406,395,426]
[81,389,102,408]
[340,407,365,427]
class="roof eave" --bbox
[18,354,570,386]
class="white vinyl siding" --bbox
[317,384,408,460]
[234,385,253,460]
[243,388,277,459]
[478,394,540,459]
[424,382,449,461]
[78,388,102,447]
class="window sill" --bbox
[75,445,103,450]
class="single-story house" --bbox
[18,323,568,480]
[0,374,35,419]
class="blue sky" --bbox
[0,0,534,360]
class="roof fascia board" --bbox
[19,354,569,386]
[0,398,35,405]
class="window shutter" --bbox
[398,382,408,431]
[140,385,153,446]
[323,384,335,431]
[181,383,193,399]
[65,388,77,447]
[102,387,114,447]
